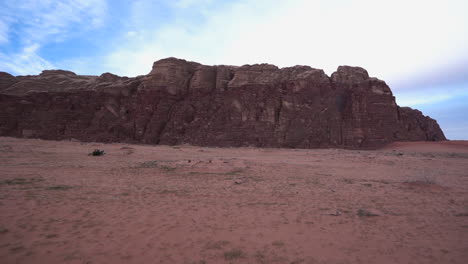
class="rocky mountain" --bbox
[0,57,446,149]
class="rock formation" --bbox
[0,57,446,149]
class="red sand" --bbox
[1,137,467,264]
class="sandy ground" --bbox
[1,137,468,264]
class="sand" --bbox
[1,137,467,264]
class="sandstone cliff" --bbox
[0,57,446,149]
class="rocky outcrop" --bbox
[0,57,446,149]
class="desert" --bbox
[1,137,467,263]
[2,1,467,263]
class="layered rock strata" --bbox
[0,57,446,149]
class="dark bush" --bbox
[90,149,105,156]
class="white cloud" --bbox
[126,31,138,38]
[13,0,108,43]
[0,0,108,75]
[0,20,8,44]
[396,93,453,106]
[172,0,214,9]
[0,43,55,75]
[105,0,468,83]
[55,55,109,75]
[394,82,468,107]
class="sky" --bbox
[0,0,467,139]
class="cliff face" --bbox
[0,57,446,149]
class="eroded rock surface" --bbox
[0,57,446,149]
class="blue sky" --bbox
[0,0,467,139]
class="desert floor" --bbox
[1,137,467,264]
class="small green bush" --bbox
[90,149,105,156]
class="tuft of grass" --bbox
[205,240,230,250]
[404,174,437,186]
[343,178,354,184]
[159,165,176,172]
[1,178,42,186]
[290,259,305,264]
[46,185,73,191]
[357,209,379,217]
[255,251,266,263]
[307,178,321,185]
[138,160,159,168]
[136,161,176,171]
[10,246,25,252]
[226,168,244,175]
[272,240,285,247]
[120,146,134,155]
[89,149,105,156]
[224,249,245,260]
[0,227,8,234]
[0,145,13,152]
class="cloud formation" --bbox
[0,0,107,74]
[101,0,468,139]
[2,0,466,82]
[105,0,468,81]
[0,20,8,44]
[0,0,467,138]
[2,0,107,43]
[0,44,54,75]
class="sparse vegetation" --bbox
[188,168,246,176]
[343,178,354,184]
[120,146,134,155]
[272,240,285,247]
[0,178,42,186]
[0,145,13,152]
[226,168,245,175]
[46,185,73,190]
[188,261,206,264]
[138,160,159,168]
[159,165,176,172]
[357,209,379,217]
[224,248,245,260]
[136,161,176,171]
[205,240,230,250]
[0,227,8,234]
[255,251,266,263]
[455,213,468,217]
[10,246,25,252]
[90,149,105,156]
[386,151,468,159]
[404,171,438,186]
[290,259,305,264]
[404,178,436,185]
[1,136,467,263]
